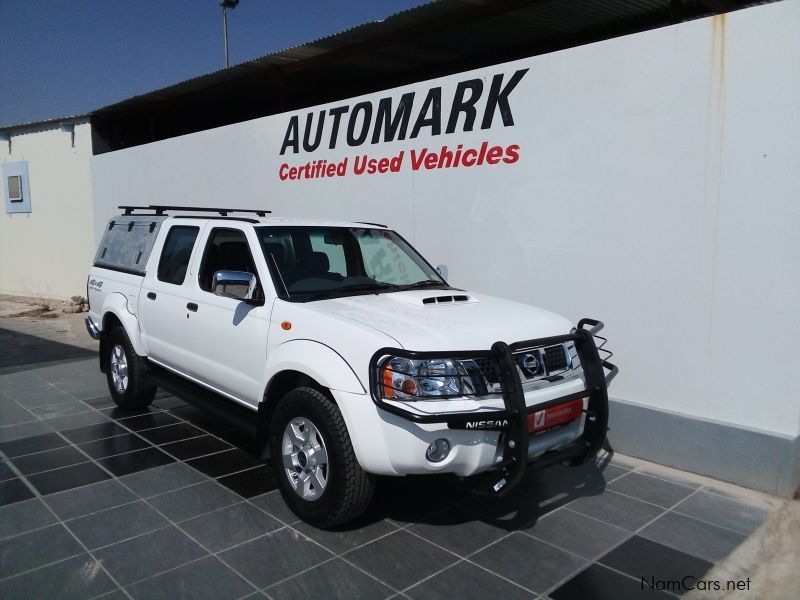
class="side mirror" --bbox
[436,264,448,281]
[212,270,257,301]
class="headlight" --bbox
[379,356,502,400]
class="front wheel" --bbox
[105,327,156,410]
[269,387,375,528]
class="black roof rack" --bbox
[119,205,271,217]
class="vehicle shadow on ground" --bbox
[0,326,96,370]
[318,452,615,533]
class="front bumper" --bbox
[84,316,101,340]
[368,318,618,495]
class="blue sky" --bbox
[0,0,425,126]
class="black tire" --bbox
[105,327,156,410]
[269,387,375,528]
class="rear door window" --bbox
[157,226,199,285]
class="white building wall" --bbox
[91,1,800,459]
[1,121,95,299]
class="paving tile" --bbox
[268,557,393,600]
[526,508,630,559]
[0,400,37,427]
[218,466,276,498]
[551,563,673,600]
[0,460,14,481]
[0,431,67,457]
[116,412,180,431]
[148,480,241,522]
[0,420,54,443]
[97,447,175,477]
[672,491,770,535]
[150,395,189,410]
[179,502,283,552]
[137,422,206,445]
[346,530,458,590]
[640,511,746,563]
[567,490,664,530]
[187,448,262,478]
[7,385,73,408]
[599,535,712,584]
[249,490,299,524]
[293,516,399,555]
[119,462,208,498]
[0,478,34,506]
[27,462,111,495]
[407,560,532,600]
[638,468,703,489]
[219,528,333,589]
[0,372,47,391]
[159,434,233,460]
[94,526,207,586]
[30,401,93,420]
[83,396,117,410]
[0,524,83,578]
[45,479,137,520]
[407,507,509,556]
[46,411,111,431]
[460,490,555,530]
[168,404,209,421]
[61,421,128,443]
[469,532,587,594]
[607,472,696,508]
[56,379,112,401]
[67,500,169,549]
[79,433,152,459]
[0,554,117,600]
[0,498,58,539]
[127,555,255,600]
[11,445,88,475]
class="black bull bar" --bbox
[369,318,618,495]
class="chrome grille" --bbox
[513,343,574,383]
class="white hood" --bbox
[307,290,573,351]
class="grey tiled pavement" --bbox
[0,322,779,599]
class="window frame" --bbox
[156,225,200,286]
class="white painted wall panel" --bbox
[91,2,800,436]
[1,121,95,298]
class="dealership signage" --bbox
[278,68,528,181]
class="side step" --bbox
[147,362,258,438]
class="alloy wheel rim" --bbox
[109,344,129,393]
[281,417,329,500]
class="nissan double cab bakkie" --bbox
[86,205,617,528]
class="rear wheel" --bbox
[269,387,375,528]
[105,327,156,410]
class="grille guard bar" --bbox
[368,318,618,496]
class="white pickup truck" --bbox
[86,205,617,527]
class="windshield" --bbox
[255,226,447,301]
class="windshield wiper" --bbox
[396,280,449,291]
[303,282,399,302]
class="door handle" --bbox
[186,302,198,312]
[146,292,156,300]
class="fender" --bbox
[263,339,366,397]
[101,292,146,356]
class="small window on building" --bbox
[7,175,22,202]
[157,226,199,285]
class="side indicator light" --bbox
[281,321,292,330]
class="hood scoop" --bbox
[421,294,475,305]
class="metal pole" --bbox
[223,5,230,68]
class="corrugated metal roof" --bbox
[90,0,773,153]
[0,114,89,133]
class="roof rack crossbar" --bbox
[119,205,271,217]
